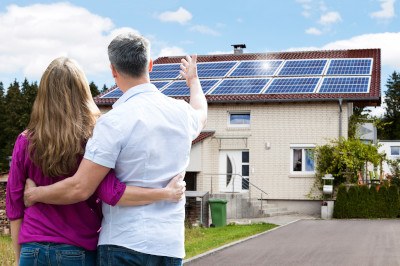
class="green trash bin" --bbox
[208,198,228,227]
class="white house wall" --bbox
[197,101,349,200]
[186,143,202,172]
[378,141,400,175]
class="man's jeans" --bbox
[20,242,96,266]
[97,245,183,266]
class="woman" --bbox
[6,57,185,265]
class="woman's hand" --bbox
[164,172,186,202]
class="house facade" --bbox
[378,141,400,176]
[96,48,381,216]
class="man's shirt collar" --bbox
[113,83,158,109]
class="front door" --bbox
[218,150,249,193]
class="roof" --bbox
[95,49,381,107]
[192,131,215,145]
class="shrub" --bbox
[333,184,400,219]
[333,185,348,218]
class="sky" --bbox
[0,0,399,116]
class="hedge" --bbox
[333,184,400,219]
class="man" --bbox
[25,32,207,265]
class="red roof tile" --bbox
[192,131,215,145]
[95,49,381,107]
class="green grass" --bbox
[0,235,15,266]
[1,223,278,263]
[185,223,278,259]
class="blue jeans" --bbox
[97,245,182,266]
[20,242,97,266]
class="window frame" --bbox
[228,111,251,128]
[289,144,316,174]
[391,146,400,156]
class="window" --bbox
[391,146,400,156]
[242,151,249,189]
[229,112,250,127]
[290,145,315,173]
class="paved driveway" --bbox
[185,219,400,266]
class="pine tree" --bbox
[380,71,400,139]
[0,82,7,171]
[101,84,108,93]
[89,81,100,97]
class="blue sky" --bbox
[0,0,398,115]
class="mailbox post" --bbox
[321,174,334,219]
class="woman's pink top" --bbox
[6,134,126,250]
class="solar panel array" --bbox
[100,57,374,99]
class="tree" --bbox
[101,84,108,93]
[379,71,400,139]
[20,78,38,127]
[348,106,369,139]
[89,81,100,97]
[0,81,7,171]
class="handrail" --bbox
[202,173,268,198]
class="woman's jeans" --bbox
[20,242,96,266]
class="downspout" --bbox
[338,98,343,139]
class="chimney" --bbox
[231,44,246,55]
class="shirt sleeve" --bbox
[6,134,28,220]
[94,169,126,206]
[84,114,124,169]
[186,103,202,141]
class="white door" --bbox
[218,150,248,193]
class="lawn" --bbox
[0,223,278,263]
[185,223,278,259]
[0,235,14,266]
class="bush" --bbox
[387,185,400,218]
[333,184,400,219]
[333,185,348,219]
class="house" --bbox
[95,47,381,217]
[378,141,400,176]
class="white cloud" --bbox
[296,0,313,17]
[287,32,400,70]
[208,50,233,55]
[237,18,244,23]
[156,7,192,25]
[319,11,342,25]
[0,3,138,84]
[157,46,186,57]
[370,0,396,20]
[305,27,322,35]
[190,25,220,36]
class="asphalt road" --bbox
[185,219,400,266]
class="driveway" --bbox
[185,219,400,266]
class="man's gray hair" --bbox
[108,32,150,78]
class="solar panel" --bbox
[264,77,320,94]
[149,64,181,80]
[228,60,283,77]
[209,78,270,95]
[162,79,220,96]
[278,60,327,76]
[100,87,123,98]
[152,81,170,90]
[100,82,171,98]
[318,77,370,93]
[326,59,373,75]
[197,62,237,78]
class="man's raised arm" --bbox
[180,55,208,129]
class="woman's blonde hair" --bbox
[27,57,101,177]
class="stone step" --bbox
[260,210,298,217]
